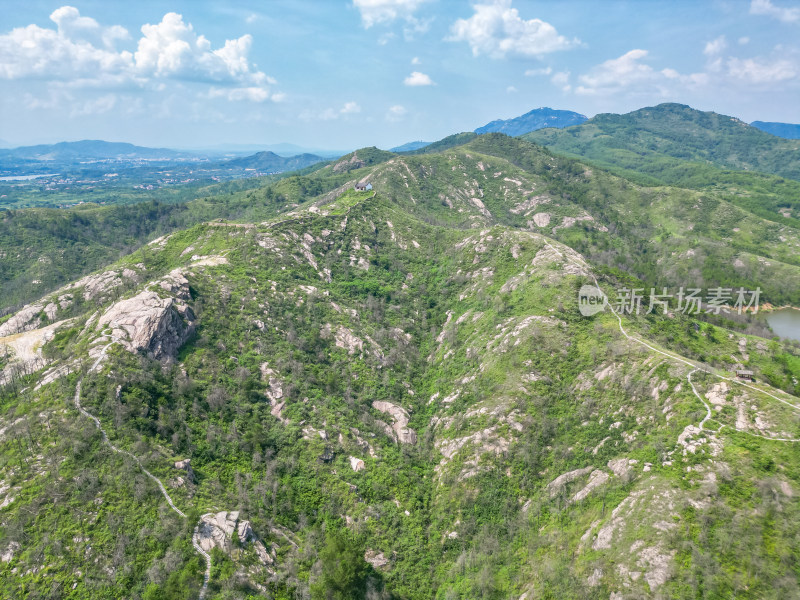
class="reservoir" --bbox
[764,308,800,343]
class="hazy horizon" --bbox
[3,1,800,149]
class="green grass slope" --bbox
[1,178,800,599]
[523,103,800,182]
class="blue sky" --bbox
[2,0,799,151]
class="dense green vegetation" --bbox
[1,107,800,599]
[524,103,800,182]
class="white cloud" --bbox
[411,56,421,64]
[51,5,129,48]
[704,35,727,56]
[739,36,751,45]
[0,10,134,80]
[208,86,271,102]
[0,6,279,102]
[575,49,706,96]
[551,70,571,91]
[386,104,407,120]
[524,66,552,76]
[300,101,362,121]
[576,49,654,94]
[727,55,798,83]
[506,85,517,93]
[70,93,118,117]
[750,0,800,23]
[341,101,362,114]
[353,0,430,28]
[404,70,434,86]
[448,0,579,58]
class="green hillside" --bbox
[524,103,800,182]
[2,122,800,600]
[1,171,799,598]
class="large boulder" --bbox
[97,290,195,360]
[373,401,417,444]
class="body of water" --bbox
[764,308,800,343]
[0,173,59,181]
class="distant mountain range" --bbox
[474,107,587,136]
[390,141,431,152]
[524,102,800,183]
[223,151,324,172]
[0,140,327,180]
[0,140,193,162]
[750,121,800,139]
[193,142,346,158]
[390,107,588,153]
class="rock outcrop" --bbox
[0,303,45,337]
[173,458,196,483]
[373,401,417,444]
[97,290,195,360]
[195,511,273,566]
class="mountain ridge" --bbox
[1,107,800,600]
[751,120,800,139]
[475,107,588,136]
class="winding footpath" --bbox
[74,342,212,599]
[544,241,800,442]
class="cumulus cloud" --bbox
[0,6,279,102]
[70,93,118,117]
[353,0,430,28]
[386,104,407,120]
[576,49,654,94]
[341,101,362,114]
[750,0,800,23]
[575,49,706,96]
[551,70,571,91]
[727,55,798,83]
[704,35,727,56]
[300,101,362,121]
[411,56,421,64]
[404,71,434,86]
[51,5,129,48]
[448,0,579,58]
[524,66,552,76]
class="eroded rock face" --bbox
[373,401,417,444]
[545,466,594,498]
[97,290,195,360]
[195,511,273,566]
[332,153,366,174]
[364,549,389,569]
[0,304,44,337]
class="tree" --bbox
[311,529,369,600]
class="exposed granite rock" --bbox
[97,290,195,360]
[364,549,389,569]
[373,400,417,444]
[545,466,594,498]
[173,458,196,483]
[1,541,20,563]
[195,511,273,566]
[0,303,44,337]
